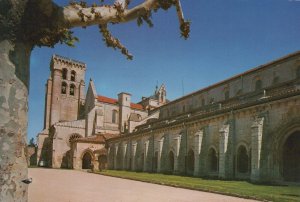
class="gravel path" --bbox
[28,168,257,202]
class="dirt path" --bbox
[28,168,257,202]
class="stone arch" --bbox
[281,131,300,182]
[71,70,76,81]
[187,149,195,174]
[62,68,68,80]
[70,83,75,96]
[236,144,249,174]
[207,146,218,172]
[81,149,95,169]
[61,82,67,94]
[168,150,175,173]
[271,119,300,182]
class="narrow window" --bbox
[112,110,118,123]
[225,90,229,100]
[61,82,67,94]
[70,84,75,96]
[62,68,67,80]
[255,80,262,91]
[71,70,76,81]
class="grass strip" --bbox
[93,170,300,202]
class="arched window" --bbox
[70,84,75,96]
[297,66,300,78]
[208,148,218,172]
[71,70,76,81]
[237,145,249,173]
[255,79,262,91]
[62,68,68,80]
[61,82,67,94]
[112,110,118,124]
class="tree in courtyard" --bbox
[0,0,189,201]
[28,138,35,147]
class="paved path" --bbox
[29,168,257,202]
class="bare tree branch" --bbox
[175,0,190,39]
[60,0,158,28]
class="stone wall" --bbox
[107,51,300,182]
[108,93,300,182]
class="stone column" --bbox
[131,142,137,171]
[157,138,164,172]
[122,143,127,170]
[194,129,204,176]
[174,134,182,173]
[114,144,118,170]
[219,124,229,178]
[50,69,62,126]
[72,144,79,170]
[143,140,149,172]
[107,147,112,169]
[93,154,100,172]
[251,117,264,181]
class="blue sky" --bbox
[28,0,300,141]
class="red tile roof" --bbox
[97,96,118,105]
[97,95,145,110]
[130,103,144,110]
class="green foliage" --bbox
[180,20,190,39]
[59,30,79,47]
[36,29,79,48]
[28,138,35,147]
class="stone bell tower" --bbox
[43,55,86,129]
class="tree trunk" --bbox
[0,40,31,201]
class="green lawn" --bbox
[94,170,300,202]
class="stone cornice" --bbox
[52,54,86,69]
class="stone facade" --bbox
[37,55,167,171]
[37,52,300,183]
[107,51,300,183]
